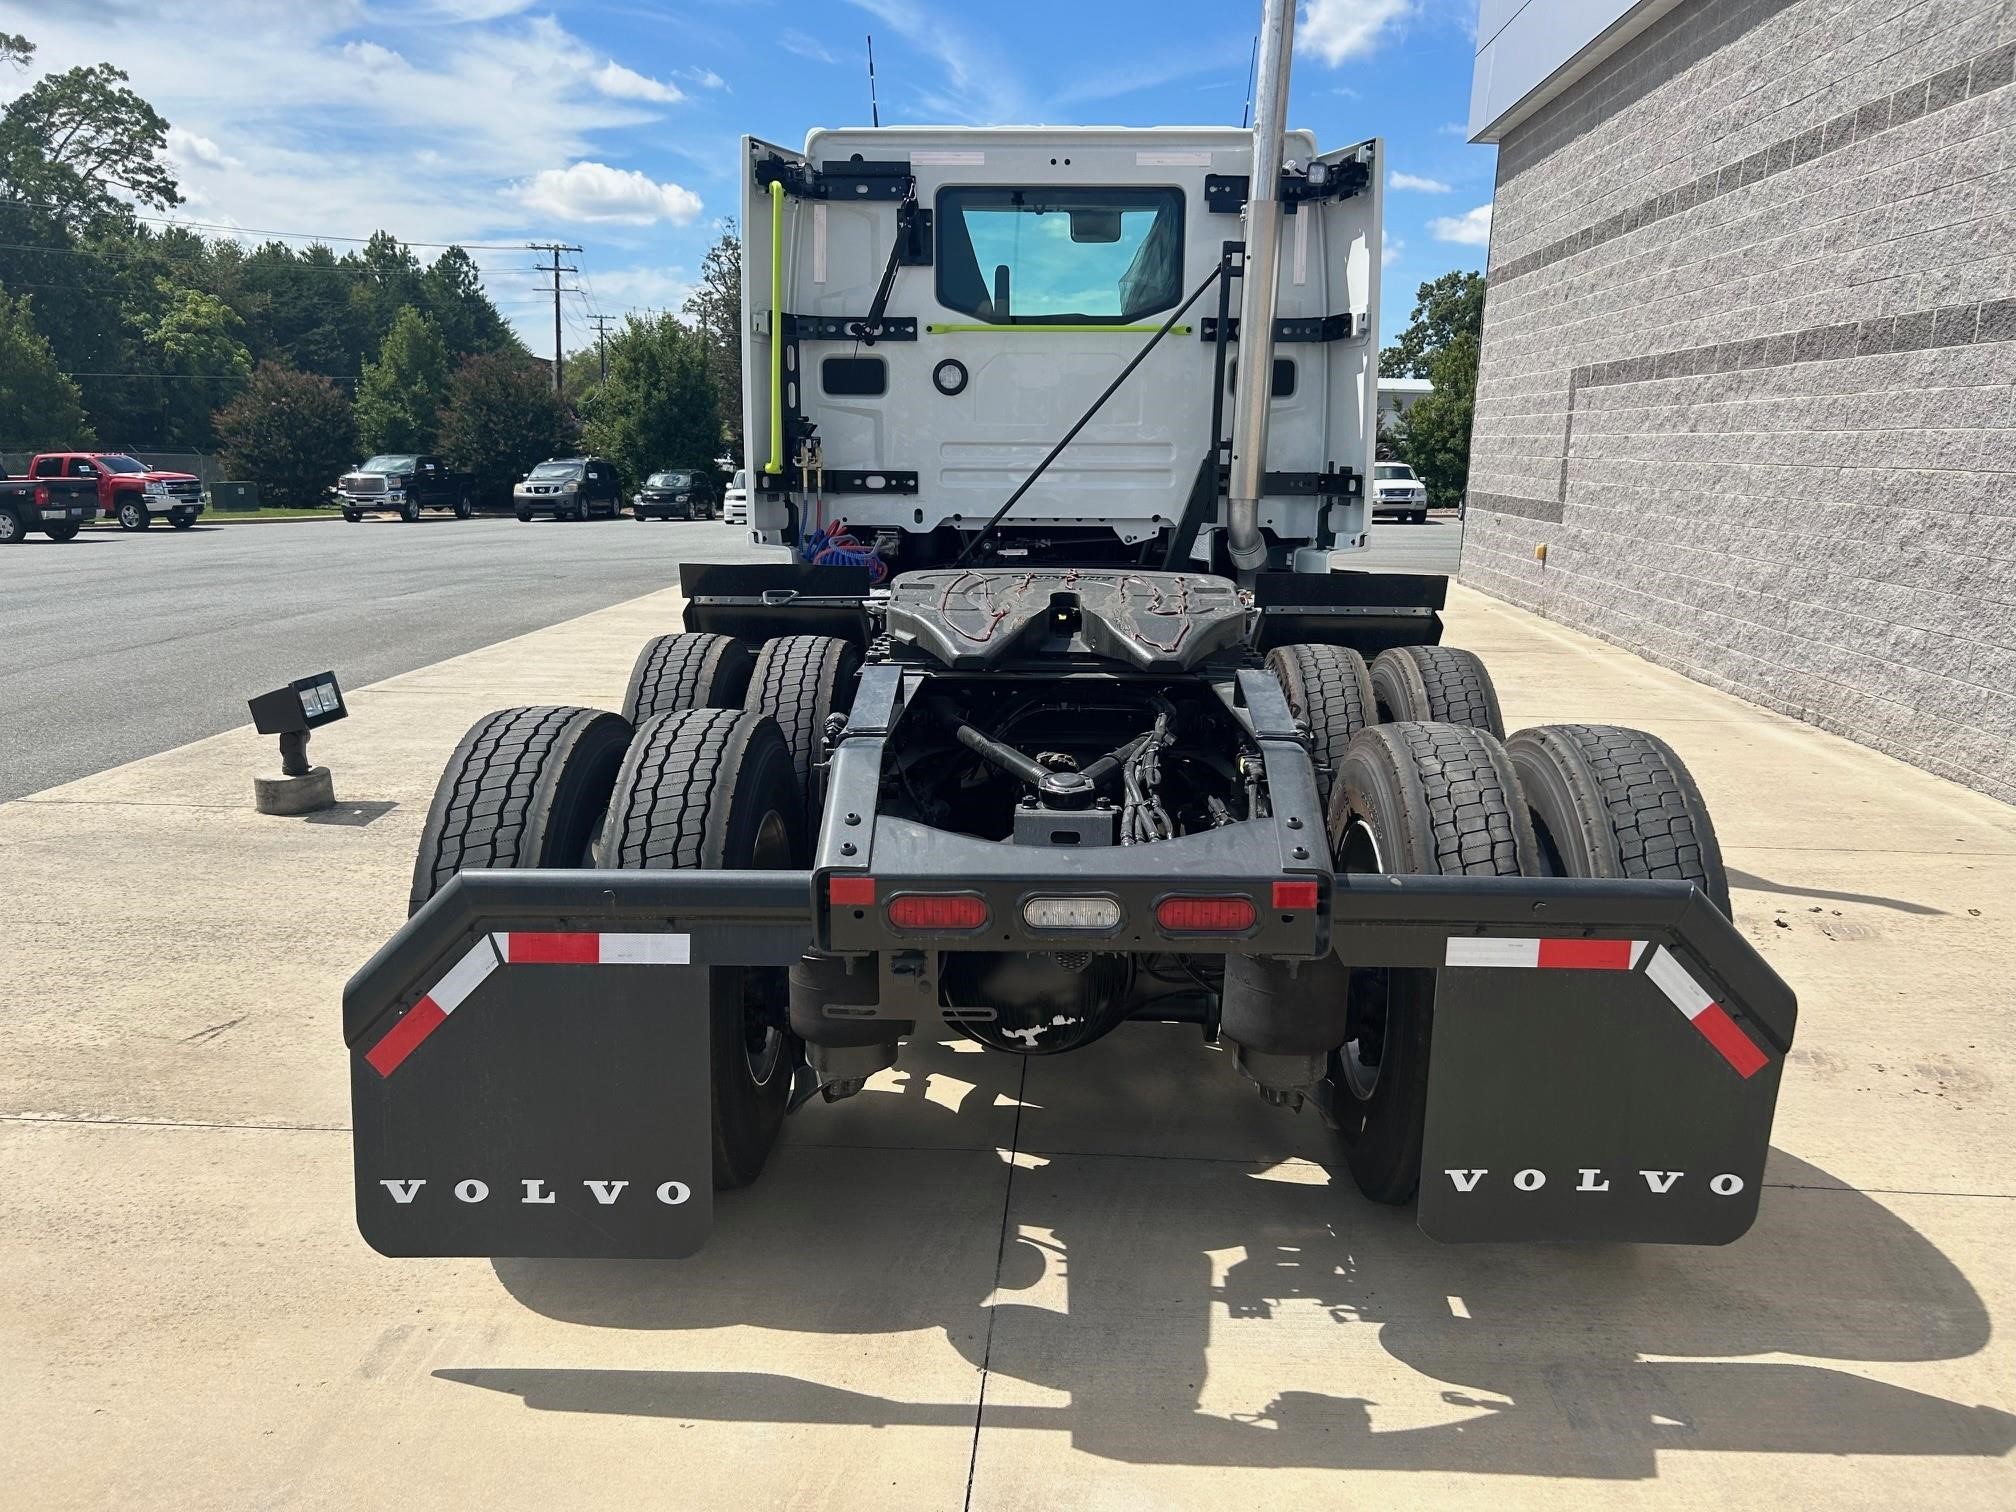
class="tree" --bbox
[1379,270,1485,378]
[582,312,720,486]
[436,352,578,505]
[683,223,742,455]
[0,291,92,448]
[0,58,180,229]
[421,247,518,361]
[132,285,250,447]
[1396,329,1479,510]
[214,362,357,506]
[354,305,450,453]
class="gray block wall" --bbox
[1464,0,2016,802]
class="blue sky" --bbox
[0,0,1491,354]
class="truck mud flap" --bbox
[1331,877,1797,1246]
[345,870,815,1259]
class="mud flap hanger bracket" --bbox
[344,870,1793,1258]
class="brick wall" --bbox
[1464,0,2016,802]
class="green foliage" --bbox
[1379,271,1486,379]
[131,284,250,447]
[437,352,578,504]
[0,59,179,230]
[355,306,450,453]
[582,313,720,487]
[683,224,741,455]
[1396,330,1479,510]
[214,361,357,506]
[421,247,516,359]
[0,291,92,448]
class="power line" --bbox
[0,196,546,251]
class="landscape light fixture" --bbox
[247,672,346,814]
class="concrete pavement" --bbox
[2,582,2013,1509]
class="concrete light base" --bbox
[254,766,335,816]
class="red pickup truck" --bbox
[27,452,204,531]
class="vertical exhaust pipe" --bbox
[1226,0,1295,575]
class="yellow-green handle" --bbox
[765,178,784,475]
[925,323,1192,334]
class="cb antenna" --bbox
[1241,33,1258,128]
[867,33,881,127]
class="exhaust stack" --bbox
[1225,0,1295,575]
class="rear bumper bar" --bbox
[345,869,1795,1257]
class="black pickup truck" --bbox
[336,454,476,521]
[0,470,99,544]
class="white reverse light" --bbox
[1022,896,1123,931]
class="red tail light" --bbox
[1155,895,1257,933]
[887,893,989,931]
[34,484,48,507]
[1271,880,1320,911]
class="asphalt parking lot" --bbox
[0,513,1456,803]
[0,517,767,802]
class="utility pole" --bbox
[528,242,582,393]
[589,314,617,382]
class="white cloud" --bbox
[518,162,703,225]
[780,29,842,65]
[1389,170,1451,193]
[592,60,682,103]
[683,67,727,90]
[1438,121,1470,137]
[1429,203,1493,246]
[166,126,235,169]
[1299,0,1413,65]
[1382,232,1403,267]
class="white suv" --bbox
[722,469,750,526]
[1372,462,1430,524]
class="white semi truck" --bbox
[345,0,1793,1261]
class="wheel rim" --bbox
[0,514,19,542]
[1336,817,1388,1101]
[121,503,142,528]
[739,806,794,1086]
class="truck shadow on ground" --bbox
[450,1032,2016,1478]
[1727,866,1947,916]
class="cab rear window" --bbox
[935,187,1183,326]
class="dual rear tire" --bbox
[1319,662,1726,1207]
[411,630,863,1192]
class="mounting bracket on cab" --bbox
[1204,157,1371,214]
[779,313,920,342]
[1199,313,1364,343]
[754,154,915,201]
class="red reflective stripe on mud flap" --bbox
[1533,937,1638,971]
[365,996,447,1077]
[506,932,600,964]
[1689,1002,1770,1079]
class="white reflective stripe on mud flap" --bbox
[598,933,692,965]
[1645,946,1715,1020]
[430,937,503,1014]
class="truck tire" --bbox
[343,510,362,523]
[515,508,532,522]
[572,496,589,522]
[1369,645,1504,737]
[43,521,81,542]
[408,705,632,917]
[401,499,422,522]
[117,499,150,531]
[1508,724,1731,917]
[1326,722,1539,1206]
[598,708,804,1188]
[1264,642,1375,808]
[744,634,860,832]
[170,511,196,530]
[453,491,472,519]
[0,507,24,544]
[622,631,755,726]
